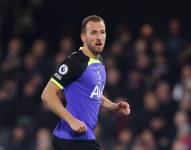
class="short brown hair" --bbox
[81,15,105,33]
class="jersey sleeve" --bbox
[50,54,88,90]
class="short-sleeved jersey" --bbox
[50,49,106,140]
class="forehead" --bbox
[86,21,105,31]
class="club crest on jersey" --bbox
[58,64,68,75]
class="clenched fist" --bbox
[69,118,87,134]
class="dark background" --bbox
[1,0,191,48]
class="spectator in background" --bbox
[140,24,155,40]
[172,111,191,150]
[130,129,157,150]
[105,41,127,75]
[134,38,148,56]
[151,38,166,57]
[23,53,38,73]
[18,53,41,83]
[35,101,59,130]
[0,79,19,127]
[113,128,133,150]
[133,91,163,136]
[135,53,151,74]
[52,36,75,69]
[105,67,123,99]
[178,43,191,65]
[172,141,190,150]
[30,38,52,73]
[16,74,43,120]
[166,19,185,58]
[139,130,157,150]
[173,64,191,102]
[135,53,152,89]
[5,126,29,150]
[115,24,132,46]
[110,41,125,58]
[155,81,177,133]
[1,37,23,73]
[114,24,134,72]
[104,55,117,70]
[34,128,53,150]
[133,38,151,77]
[123,70,144,112]
[151,38,170,82]
[179,94,191,113]
[59,35,75,55]
[31,38,47,61]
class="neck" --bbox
[81,45,98,59]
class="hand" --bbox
[114,101,130,115]
[68,118,87,134]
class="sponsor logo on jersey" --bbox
[90,84,104,99]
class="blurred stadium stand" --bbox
[0,1,191,150]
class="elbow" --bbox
[41,89,48,103]
[41,81,58,105]
[41,92,45,101]
[41,89,53,111]
[41,90,51,109]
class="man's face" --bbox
[81,21,106,54]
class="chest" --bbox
[79,64,106,87]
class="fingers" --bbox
[119,101,130,115]
[75,122,87,134]
[77,125,85,133]
[70,119,87,135]
[124,102,130,115]
[79,123,87,133]
[124,106,130,115]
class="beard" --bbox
[87,43,105,55]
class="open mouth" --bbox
[96,43,102,46]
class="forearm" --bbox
[41,91,75,125]
[101,95,117,111]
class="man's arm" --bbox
[41,81,87,133]
[101,95,118,111]
[101,95,130,115]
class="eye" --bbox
[90,30,97,35]
[101,30,106,34]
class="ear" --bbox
[81,33,86,43]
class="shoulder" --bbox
[61,50,89,74]
[67,50,89,64]
[51,50,89,88]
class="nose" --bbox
[96,33,103,40]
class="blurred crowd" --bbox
[0,19,191,150]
